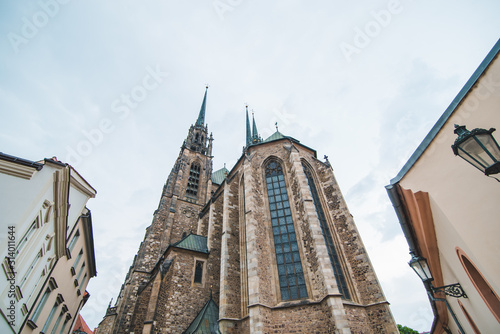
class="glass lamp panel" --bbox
[476,133,500,162]
[458,149,486,171]
[410,257,432,282]
[458,135,491,168]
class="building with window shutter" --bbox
[0,154,97,334]
[95,88,397,333]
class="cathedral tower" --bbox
[96,91,398,334]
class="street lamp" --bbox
[451,124,500,177]
[409,255,433,283]
[409,254,467,333]
[409,254,467,298]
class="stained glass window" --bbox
[265,160,308,300]
[303,164,350,299]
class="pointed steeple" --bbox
[246,106,252,147]
[196,86,208,127]
[185,86,209,155]
[252,112,259,143]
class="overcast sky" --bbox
[1,1,499,331]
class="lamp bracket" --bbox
[432,283,467,298]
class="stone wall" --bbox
[96,136,398,334]
[311,157,385,305]
[94,313,115,334]
[219,174,242,323]
[129,275,154,332]
[155,252,209,333]
[255,300,335,334]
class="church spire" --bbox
[252,111,259,143]
[184,86,209,155]
[196,86,208,127]
[246,105,252,147]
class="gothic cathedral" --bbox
[95,88,398,333]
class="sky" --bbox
[1,0,499,331]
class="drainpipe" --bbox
[426,287,465,334]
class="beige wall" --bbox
[399,54,500,332]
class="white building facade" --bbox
[0,153,96,334]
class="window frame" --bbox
[186,162,201,198]
[68,229,80,253]
[192,259,205,285]
[302,162,351,300]
[264,159,309,302]
[457,247,500,323]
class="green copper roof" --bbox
[264,130,288,142]
[172,233,208,254]
[196,87,208,127]
[252,113,260,143]
[211,167,229,185]
[184,296,220,334]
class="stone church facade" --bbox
[95,88,398,334]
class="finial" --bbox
[324,155,331,168]
[275,122,279,131]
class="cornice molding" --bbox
[69,167,96,198]
[0,159,39,179]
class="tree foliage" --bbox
[397,324,419,334]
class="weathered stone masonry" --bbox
[95,92,398,334]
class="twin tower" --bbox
[95,88,398,333]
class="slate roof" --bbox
[211,167,229,185]
[183,295,221,334]
[172,233,209,254]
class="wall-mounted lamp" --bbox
[409,254,467,298]
[451,124,500,177]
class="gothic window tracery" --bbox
[265,160,308,301]
[302,163,351,299]
[186,163,201,197]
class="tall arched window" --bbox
[457,247,500,323]
[186,163,201,197]
[303,163,350,300]
[265,160,308,301]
